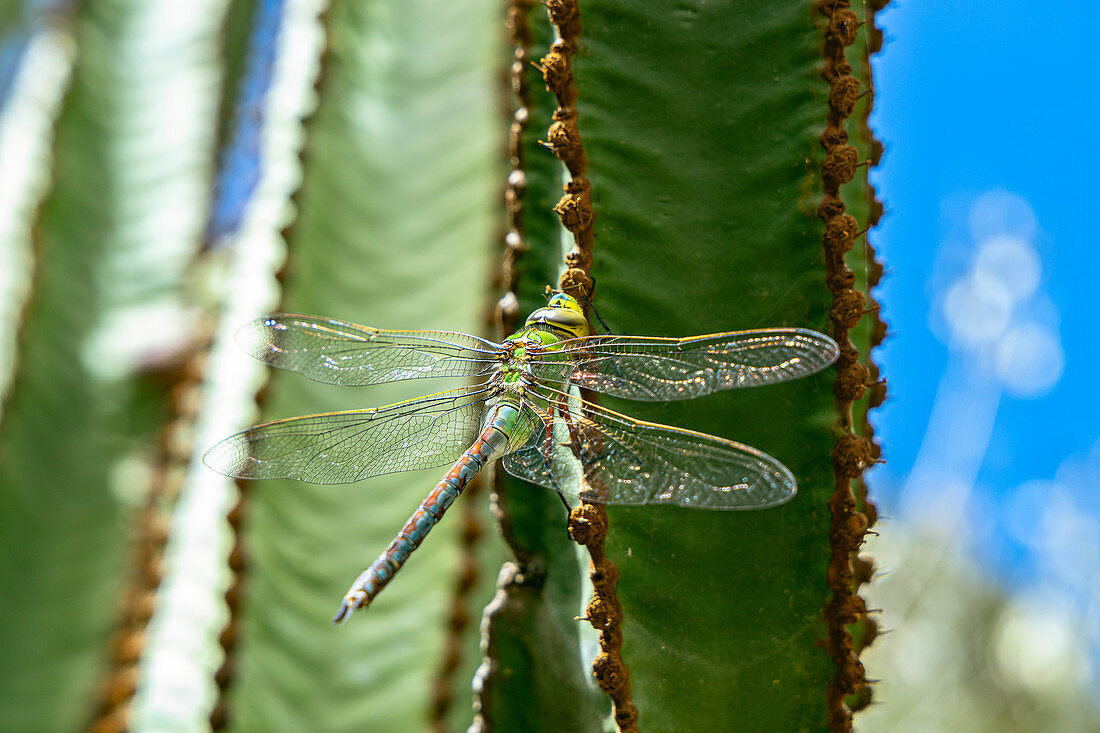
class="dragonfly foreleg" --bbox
[533,397,578,515]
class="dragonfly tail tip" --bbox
[332,598,367,624]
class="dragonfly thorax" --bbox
[495,357,533,388]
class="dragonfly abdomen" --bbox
[332,403,515,622]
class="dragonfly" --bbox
[204,292,839,622]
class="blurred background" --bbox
[859,1,1100,730]
[1,0,1098,731]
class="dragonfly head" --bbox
[523,291,590,340]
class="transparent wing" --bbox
[203,385,490,484]
[236,313,503,386]
[501,387,796,509]
[529,328,838,401]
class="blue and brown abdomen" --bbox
[332,402,519,622]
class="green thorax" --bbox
[499,292,590,386]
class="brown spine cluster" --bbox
[818,1,885,731]
[468,2,541,726]
[538,1,595,301]
[568,503,638,732]
[464,4,538,730]
[89,328,213,733]
[496,0,536,337]
[535,2,636,731]
[847,1,888,713]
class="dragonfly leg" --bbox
[532,399,564,476]
[548,393,588,456]
[557,397,585,451]
[548,392,614,505]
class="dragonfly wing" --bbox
[203,386,489,484]
[501,392,796,509]
[236,313,503,386]
[531,329,838,400]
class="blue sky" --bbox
[868,0,1097,522]
[867,0,1100,659]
